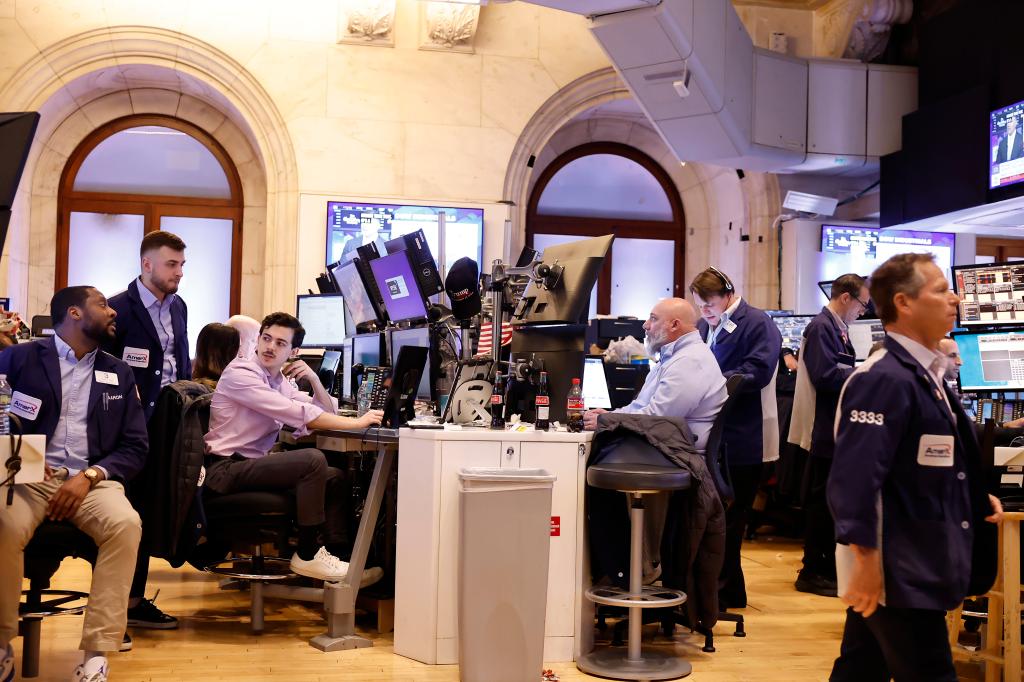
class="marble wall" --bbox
[0,0,784,318]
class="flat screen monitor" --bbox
[772,315,816,353]
[582,356,612,410]
[351,333,381,368]
[369,251,429,323]
[390,326,431,400]
[515,234,613,325]
[342,338,354,401]
[952,262,1024,328]
[820,225,955,280]
[330,259,379,327]
[990,100,1024,189]
[296,294,346,348]
[325,201,484,273]
[849,319,885,361]
[953,329,1024,391]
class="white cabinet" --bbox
[393,429,592,665]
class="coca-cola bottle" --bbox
[566,377,585,433]
[490,371,506,430]
[535,372,550,431]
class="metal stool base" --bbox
[204,556,294,581]
[578,648,692,680]
[586,584,686,609]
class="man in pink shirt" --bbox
[204,312,383,581]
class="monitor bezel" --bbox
[368,249,431,324]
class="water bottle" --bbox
[0,374,10,436]
[566,377,585,433]
[357,376,371,416]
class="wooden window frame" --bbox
[526,142,685,315]
[56,115,244,314]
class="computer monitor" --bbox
[772,315,816,353]
[330,259,379,328]
[582,356,612,410]
[953,328,1024,391]
[351,332,382,368]
[369,251,429,323]
[296,294,346,348]
[952,262,1024,328]
[514,234,613,325]
[342,338,354,401]
[390,326,432,400]
[382,346,429,428]
[849,319,885,361]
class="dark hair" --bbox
[869,253,936,325]
[50,286,95,325]
[140,230,186,257]
[192,323,240,384]
[689,267,733,299]
[831,273,867,301]
[259,312,306,348]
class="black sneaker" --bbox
[126,597,178,630]
[119,633,132,653]
[794,571,838,598]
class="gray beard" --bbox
[645,333,663,359]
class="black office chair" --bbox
[19,522,97,678]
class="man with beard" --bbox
[0,286,147,682]
[102,231,190,633]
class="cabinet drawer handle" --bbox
[506,446,515,458]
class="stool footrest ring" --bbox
[205,556,294,581]
[586,585,687,609]
[19,589,89,618]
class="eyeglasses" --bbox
[855,297,870,311]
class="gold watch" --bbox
[83,467,101,488]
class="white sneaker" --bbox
[289,547,385,587]
[2,643,14,682]
[72,656,108,682]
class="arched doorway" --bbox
[57,114,243,352]
[526,142,685,318]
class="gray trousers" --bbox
[205,448,347,544]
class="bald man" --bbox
[584,298,727,453]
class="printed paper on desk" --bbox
[1,434,46,484]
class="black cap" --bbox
[445,257,481,321]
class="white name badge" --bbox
[95,370,119,386]
[9,391,42,421]
[917,434,955,467]
[122,347,150,368]
[723,319,738,334]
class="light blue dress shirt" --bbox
[136,279,178,387]
[617,330,728,453]
[45,335,99,475]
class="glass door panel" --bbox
[67,212,145,298]
[610,237,674,319]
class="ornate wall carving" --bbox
[337,0,396,47]
[420,3,480,53]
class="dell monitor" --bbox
[390,326,432,400]
[296,294,346,348]
[953,328,1024,392]
[330,259,380,328]
[369,251,429,323]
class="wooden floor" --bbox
[15,537,849,681]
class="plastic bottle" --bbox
[534,371,550,432]
[566,377,585,433]
[357,376,371,416]
[490,372,506,430]
[0,375,10,437]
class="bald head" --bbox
[644,298,698,354]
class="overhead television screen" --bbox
[991,100,1024,189]
[953,262,1024,327]
[820,225,955,280]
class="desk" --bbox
[392,427,594,665]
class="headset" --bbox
[706,266,734,293]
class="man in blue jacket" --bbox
[102,230,190,631]
[791,273,870,597]
[0,286,147,682]
[692,266,782,609]
[828,254,1002,680]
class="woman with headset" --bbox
[690,267,783,609]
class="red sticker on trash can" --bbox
[550,516,560,536]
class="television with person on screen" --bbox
[991,100,1024,190]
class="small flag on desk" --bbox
[477,321,513,356]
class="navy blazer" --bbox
[698,299,782,466]
[802,307,856,460]
[0,338,149,483]
[827,336,996,610]
[103,279,191,419]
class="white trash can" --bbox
[457,467,556,682]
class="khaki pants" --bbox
[0,478,142,652]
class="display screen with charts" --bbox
[582,357,612,410]
[952,263,1024,327]
[954,329,1024,391]
[772,315,816,352]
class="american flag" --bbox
[477,321,514,356]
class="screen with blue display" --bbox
[954,329,1024,391]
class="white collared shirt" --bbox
[887,331,953,416]
[705,295,743,350]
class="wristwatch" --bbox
[83,467,101,488]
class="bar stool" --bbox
[578,462,692,681]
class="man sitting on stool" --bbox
[0,286,147,682]
[203,312,384,582]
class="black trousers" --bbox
[801,455,836,579]
[831,606,957,682]
[205,448,348,545]
[719,462,762,609]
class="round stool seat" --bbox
[587,463,691,493]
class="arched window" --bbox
[527,142,685,319]
[57,115,244,355]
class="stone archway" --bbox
[0,26,299,316]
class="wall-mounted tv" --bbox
[820,225,955,280]
[990,100,1024,189]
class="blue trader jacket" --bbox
[802,307,856,460]
[827,335,997,611]
[104,279,191,419]
[0,337,149,483]
[698,299,782,466]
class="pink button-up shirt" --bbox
[204,357,334,459]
